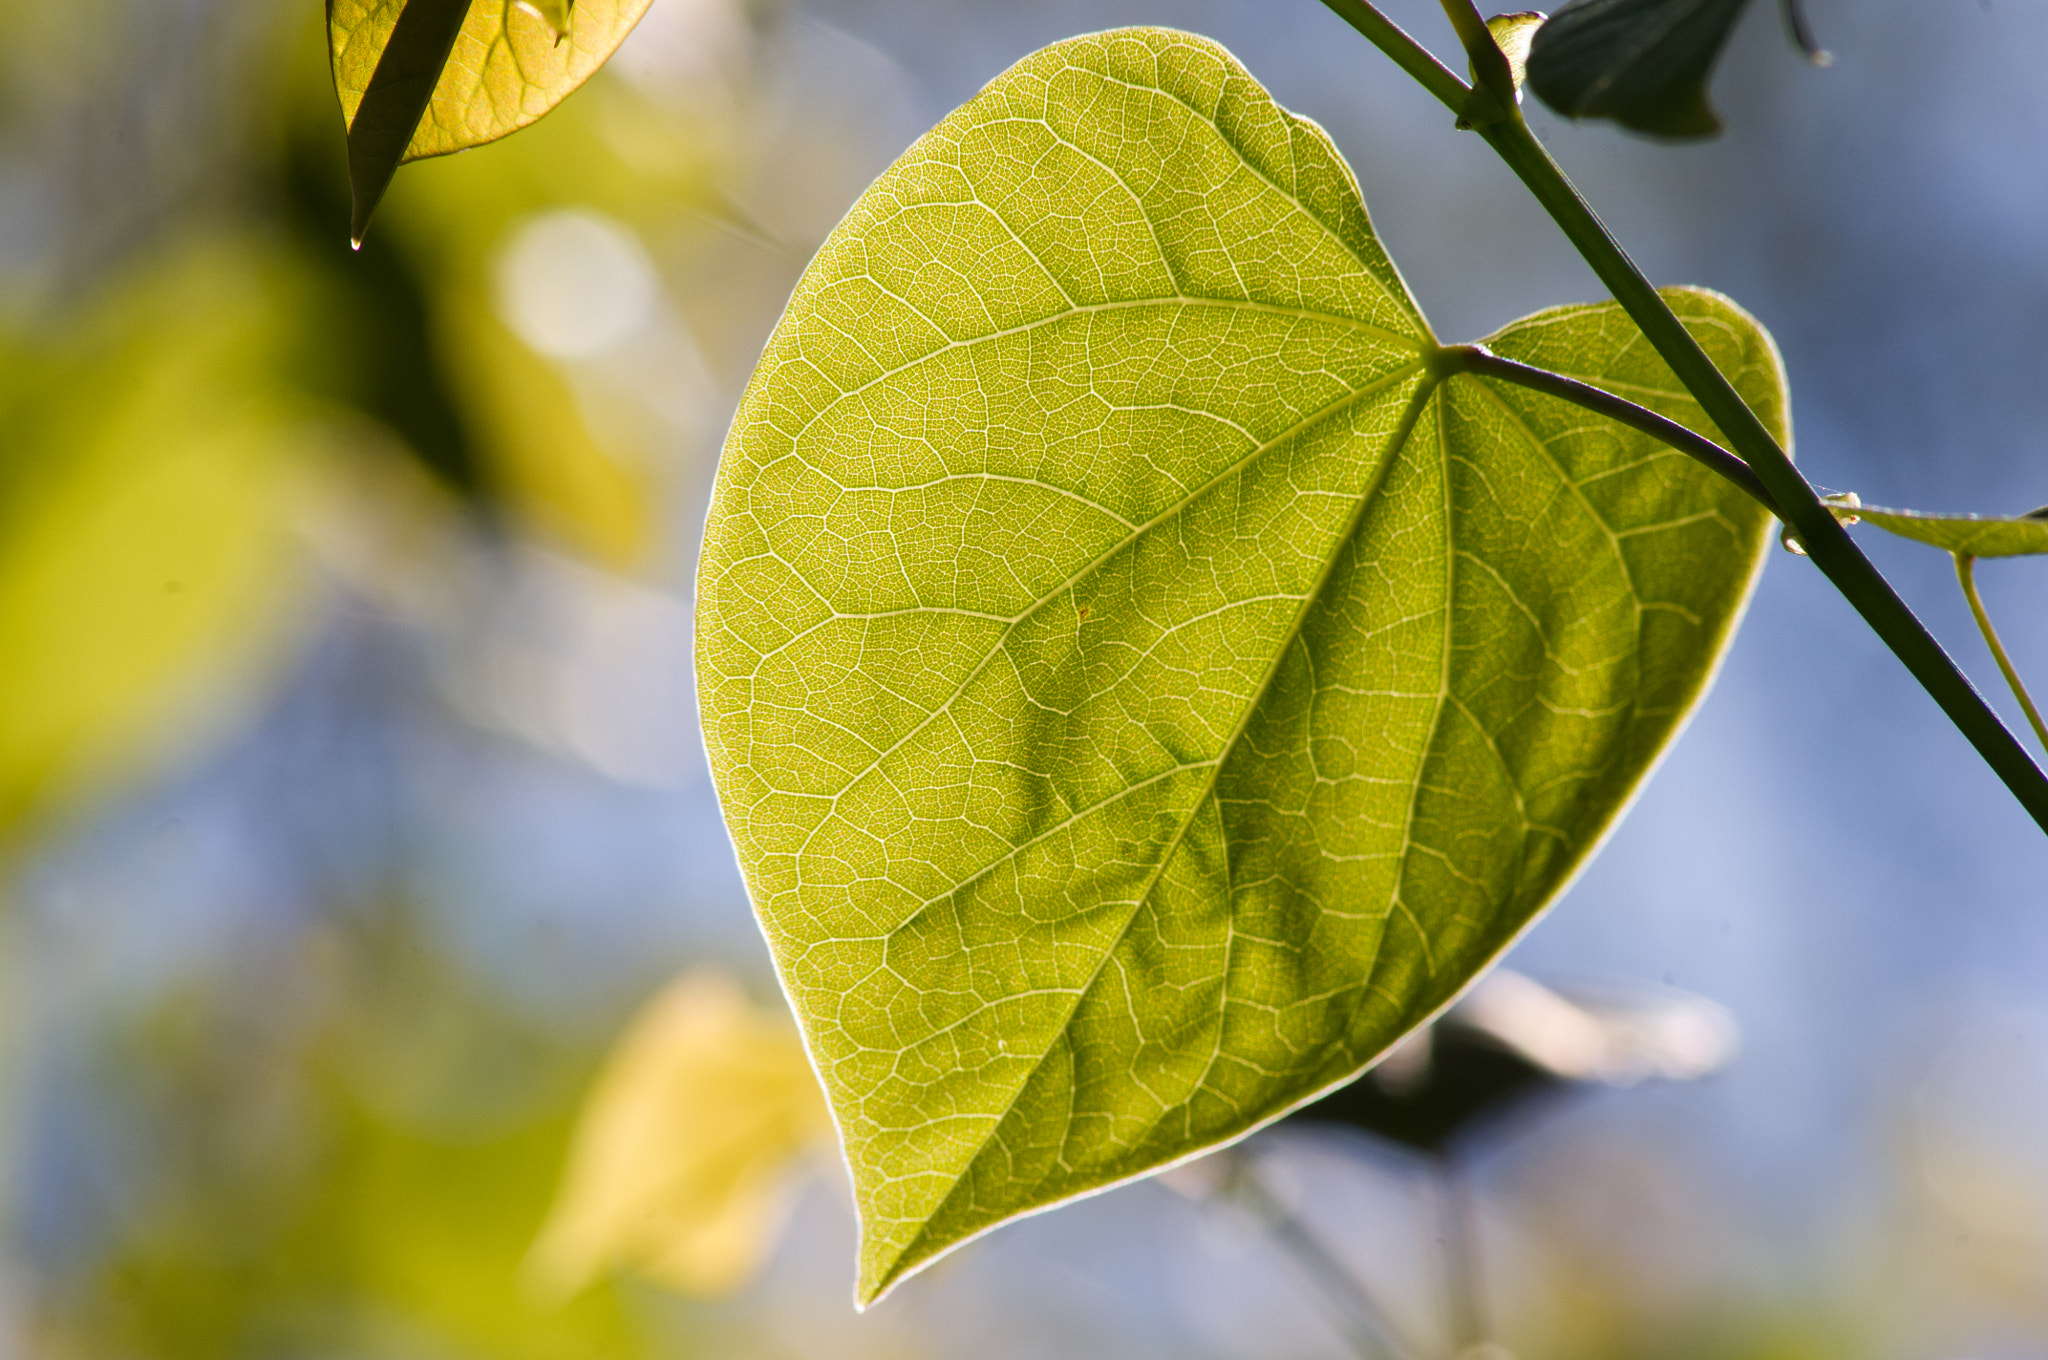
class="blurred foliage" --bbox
[0,245,314,846]
[1525,0,1829,138]
[275,4,725,568]
[1527,0,1753,138]
[0,0,732,854]
[30,909,669,1360]
[531,969,830,1299]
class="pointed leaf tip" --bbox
[1782,0,1830,66]
[513,0,575,41]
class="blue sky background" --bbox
[5,1,2048,1355]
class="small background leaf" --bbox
[1846,504,2048,559]
[699,28,1785,1302]
[528,971,831,1299]
[1527,0,1752,138]
[329,0,656,240]
[1487,12,1548,96]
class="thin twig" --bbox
[1956,553,2048,755]
[1223,1152,1426,1360]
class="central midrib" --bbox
[873,370,1448,1285]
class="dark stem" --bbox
[1440,344,1779,515]
[1312,0,2048,837]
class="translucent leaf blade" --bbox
[696,28,1784,1304]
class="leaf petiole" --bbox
[1438,344,1778,515]
[1956,553,2048,756]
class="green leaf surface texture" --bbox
[696,27,1784,1303]
[1850,505,2048,558]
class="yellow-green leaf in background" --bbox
[696,28,1785,1303]
[0,247,312,845]
[528,970,832,1299]
[328,0,655,244]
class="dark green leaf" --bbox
[1527,0,1752,139]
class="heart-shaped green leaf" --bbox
[696,27,1784,1303]
[329,0,653,244]
[1842,503,2048,558]
[1527,0,1752,138]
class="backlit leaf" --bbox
[696,28,1783,1303]
[1527,0,1751,138]
[329,0,655,243]
[1842,503,2048,559]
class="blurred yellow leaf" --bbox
[437,284,654,570]
[329,0,657,241]
[528,969,832,1299]
[0,247,313,842]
